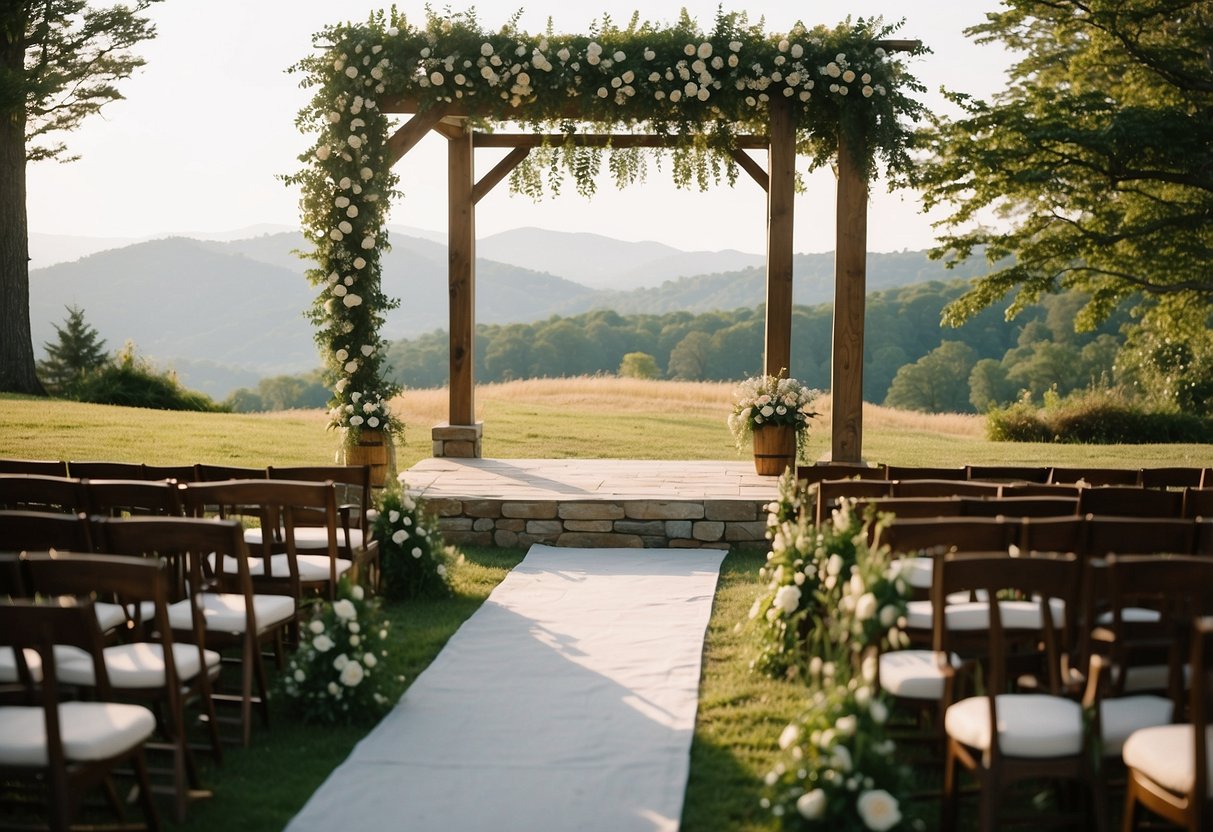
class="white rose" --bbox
[315,145,331,161]
[796,789,826,820]
[857,790,901,832]
[392,529,408,545]
[308,619,326,635]
[312,633,334,652]
[343,294,362,307]
[347,135,362,149]
[363,652,377,668]
[557,47,570,62]
[293,668,305,682]
[361,236,375,249]
[333,599,357,621]
[778,723,800,750]
[411,547,422,559]
[339,660,364,687]
[388,510,400,523]
[855,592,878,621]
[367,416,380,428]
[344,360,358,373]
[773,584,801,615]
[351,585,364,601]
[327,681,340,695]
[835,714,858,736]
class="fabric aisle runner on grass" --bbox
[285,544,727,832]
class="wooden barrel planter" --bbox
[752,424,796,476]
[341,429,395,488]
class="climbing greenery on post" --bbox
[287,8,926,441]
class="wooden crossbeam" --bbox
[729,149,768,192]
[385,106,451,166]
[471,132,768,150]
[472,147,531,204]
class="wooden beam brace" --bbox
[385,106,451,166]
[472,132,768,150]
[472,147,530,204]
[729,149,768,192]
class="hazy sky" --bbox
[26,1,1009,254]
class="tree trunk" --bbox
[0,11,46,396]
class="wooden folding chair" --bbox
[0,509,93,552]
[891,479,1002,499]
[961,495,1079,519]
[1049,467,1138,486]
[0,457,68,477]
[67,461,147,480]
[884,465,967,481]
[1083,555,1213,775]
[1140,467,1205,490]
[0,598,161,832]
[1078,487,1184,519]
[1184,488,1213,520]
[268,464,379,591]
[1086,516,1196,557]
[965,464,1049,484]
[1121,615,1213,830]
[814,478,893,526]
[85,478,184,518]
[857,496,967,520]
[98,517,294,748]
[937,551,1106,832]
[0,474,86,514]
[181,479,347,602]
[141,464,196,482]
[22,551,220,822]
[796,462,885,485]
[192,463,265,482]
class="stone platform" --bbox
[401,458,781,550]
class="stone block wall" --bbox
[421,495,772,550]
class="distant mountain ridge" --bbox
[28,227,973,397]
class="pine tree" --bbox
[37,305,108,394]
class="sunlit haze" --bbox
[26,0,1009,254]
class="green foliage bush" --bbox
[73,343,226,413]
[987,389,1213,444]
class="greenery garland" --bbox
[287,8,927,440]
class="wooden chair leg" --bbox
[943,744,960,832]
[131,748,162,832]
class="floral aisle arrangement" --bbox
[749,476,907,679]
[286,9,924,445]
[280,578,396,725]
[763,657,912,830]
[751,478,916,829]
[371,480,459,601]
[728,372,821,461]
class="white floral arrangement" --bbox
[371,479,460,601]
[728,372,820,459]
[279,578,397,725]
[749,476,907,679]
[763,656,912,830]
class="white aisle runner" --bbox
[286,544,727,832]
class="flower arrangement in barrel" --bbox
[728,372,821,461]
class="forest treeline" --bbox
[379,279,1130,414]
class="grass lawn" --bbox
[1,377,1207,829]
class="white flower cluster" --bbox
[328,387,390,431]
[281,581,395,721]
[728,373,820,452]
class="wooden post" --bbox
[447,120,476,429]
[764,96,795,378]
[831,132,868,463]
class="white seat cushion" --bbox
[57,643,221,689]
[94,602,128,631]
[906,598,1066,632]
[0,645,88,684]
[0,701,155,765]
[903,557,933,590]
[246,527,363,551]
[1100,695,1172,757]
[1122,724,1213,796]
[1095,606,1162,626]
[879,649,962,700]
[946,694,1084,757]
[168,592,295,634]
[216,550,351,582]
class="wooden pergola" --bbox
[380,42,914,464]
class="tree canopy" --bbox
[910,0,1213,331]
